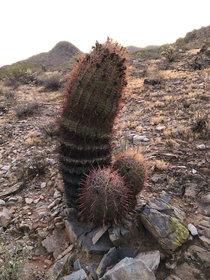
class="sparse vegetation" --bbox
[0,232,31,280]
[36,72,63,91]
[14,101,39,119]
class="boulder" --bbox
[60,269,87,280]
[140,198,189,252]
[136,250,160,272]
[100,257,156,280]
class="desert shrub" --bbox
[14,101,39,119]
[161,44,176,62]
[0,87,15,108]
[2,64,36,88]
[36,72,62,91]
[192,107,210,136]
[0,232,31,280]
[175,37,186,49]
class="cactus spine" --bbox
[59,38,128,205]
[78,167,131,226]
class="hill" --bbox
[182,25,210,49]
[127,45,142,53]
[129,25,210,60]
[1,41,82,71]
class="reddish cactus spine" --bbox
[58,38,129,206]
[78,167,131,226]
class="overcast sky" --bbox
[0,0,210,67]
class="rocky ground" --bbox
[0,48,210,279]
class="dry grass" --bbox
[152,159,169,171]
[151,116,164,125]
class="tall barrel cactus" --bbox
[59,38,129,206]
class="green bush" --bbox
[175,37,186,49]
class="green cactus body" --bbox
[78,167,131,226]
[59,38,128,205]
[112,150,148,195]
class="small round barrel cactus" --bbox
[112,150,148,195]
[78,167,131,226]
[58,38,129,206]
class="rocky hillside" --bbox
[183,25,210,49]
[1,41,82,71]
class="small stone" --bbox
[161,191,170,203]
[0,199,6,205]
[51,209,60,217]
[25,198,33,204]
[196,144,208,150]
[199,235,210,249]
[60,269,87,280]
[39,212,51,217]
[48,198,61,209]
[108,227,123,247]
[92,224,111,245]
[44,259,53,267]
[33,198,40,204]
[133,135,149,143]
[82,228,113,255]
[156,125,166,131]
[54,189,62,199]
[41,182,47,188]
[1,165,10,171]
[19,223,31,231]
[74,259,82,271]
[55,222,64,229]
[0,208,11,227]
[188,224,198,236]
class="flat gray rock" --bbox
[0,182,24,198]
[100,257,156,280]
[136,250,160,272]
[140,198,189,252]
[82,228,113,255]
[97,247,118,278]
[60,269,87,280]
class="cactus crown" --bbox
[60,37,128,139]
[78,167,131,226]
[112,150,148,195]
